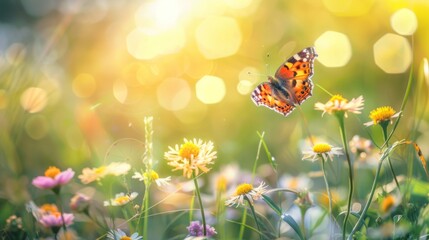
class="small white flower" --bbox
[315,95,364,117]
[225,182,268,207]
[104,192,138,207]
[302,143,343,162]
[132,170,171,187]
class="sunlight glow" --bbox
[127,27,186,60]
[20,87,48,113]
[323,0,374,16]
[135,0,186,32]
[72,73,96,98]
[196,75,226,104]
[314,31,352,67]
[113,80,128,104]
[195,16,242,59]
[373,33,412,74]
[157,78,191,111]
[237,80,253,95]
[391,8,418,36]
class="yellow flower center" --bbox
[44,166,61,178]
[40,204,59,214]
[369,106,396,124]
[179,142,200,159]
[145,170,159,181]
[95,166,107,175]
[313,143,332,153]
[380,195,395,213]
[120,237,131,240]
[114,196,130,205]
[329,94,348,103]
[235,183,253,196]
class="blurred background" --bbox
[0,0,428,237]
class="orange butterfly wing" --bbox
[251,47,318,116]
[275,47,317,105]
[251,82,295,116]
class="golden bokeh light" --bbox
[196,75,226,104]
[157,78,191,111]
[237,80,254,95]
[314,31,352,67]
[134,0,185,33]
[323,0,374,16]
[72,73,96,98]
[391,8,418,36]
[195,16,242,59]
[373,33,412,74]
[25,115,49,140]
[20,87,48,113]
[127,27,186,60]
[113,80,128,104]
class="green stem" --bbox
[54,189,67,238]
[143,184,150,240]
[381,122,400,190]
[246,197,262,240]
[348,156,383,239]
[321,157,333,237]
[192,172,207,236]
[239,207,248,239]
[337,113,353,240]
[299,205,307,240]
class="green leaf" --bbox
[257,131,277,171]
[262,195,304,240]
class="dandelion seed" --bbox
[315,94,364,117]
[225,182,268,207]
[302,143,343,162]
[165,138,217,178]
[364,106,401,126]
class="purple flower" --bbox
[187,221,217,237]
[32,167,74,190]
[39,212,74,227]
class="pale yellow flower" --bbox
[164,138,217,178]
[104,192,138,207]
[315,94,364,117]
[302,143,343,162]
[79,162,131,184]
[132,170,171,187]
[364,106,401,126]
[225,182,268,207]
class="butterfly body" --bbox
[251,47,317,116]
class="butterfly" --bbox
[251,47,318,116]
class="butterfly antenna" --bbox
[316,84,334,97]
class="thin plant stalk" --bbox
[348,155,383,239]
[321,156,333,237]
[192,172,207,236]
[381,122,400,190]
[239,206,248,240]
[143,184,150,240]
[336,113,353,240]
[246,197,262,240]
